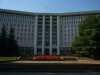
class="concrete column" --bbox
[50,16,52,55]
[34,15,38,55]
[42,15,45,55]
[57,16,60,55]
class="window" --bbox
[28,29,30,32]
[25,29,26,31]
[21,33,23,36]
[65,42,66,46]
[21,37,22,40]
[71,25,73,28]
[21,29,23,31]
[10,24,12,26]
[21,25,23,27]
[6,23,8,26]
[18,28,19,31]
[24,33,26,36]
[28,33,30,36]
[71,29,73,32]
[65,38,66,40]
[75,29,77,32]
[17,24,19,27]
[25,25,27,27]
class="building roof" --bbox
[0,8,100,16]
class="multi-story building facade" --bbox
[0,9,100,56]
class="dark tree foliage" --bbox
[0,26,19,56]
[7,26,19,56]
[0,25,7,56]
[72,16,100,59]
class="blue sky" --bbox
[0,0,100,13]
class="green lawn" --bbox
[0,57,17,61]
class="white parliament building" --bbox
[0,9,100,56]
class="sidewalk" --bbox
[9,60,100,64]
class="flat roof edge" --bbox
[0,8,100,15]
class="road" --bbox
[0,62,100,72]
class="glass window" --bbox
[65,38,66,40]
[25,29,26,31]
[24,33,26,36]
[25,25,27,27]
[28,29,30,32]
[71,29,73,32]
[21,33,23,36]
[21,29,23,31]
[17,24,19,27]
[65,42,66,46]
[21,25,23,27]
[28,33,30,36]
[18,28,19,31]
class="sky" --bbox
[0,0,100,13]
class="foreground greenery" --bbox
[0,26,19,56]
[72,16,100,59]
[0,57,17,61]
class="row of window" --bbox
[61,42,72,46]
[64,33,77,36]
[0,18,34,24]
[61,47,72,50]
[1,23,34,28]
[5,27,34,33]
[61,21,81,25]
[61,29,78,33]
[0,13,35,20]
[61,25,78,28]
[15,33,34,36]
[60,16,85,21]
[16,37,34,41]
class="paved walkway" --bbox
[9,60,100,64]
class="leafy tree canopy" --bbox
[73,16,100,59]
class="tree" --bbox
[72,16,100,59]
[0,25,7,56]
[7,26,19,56]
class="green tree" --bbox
[72,16,100,59]
[7,26,19,56]
[0,25,7,56]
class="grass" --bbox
[0,57,17,61]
